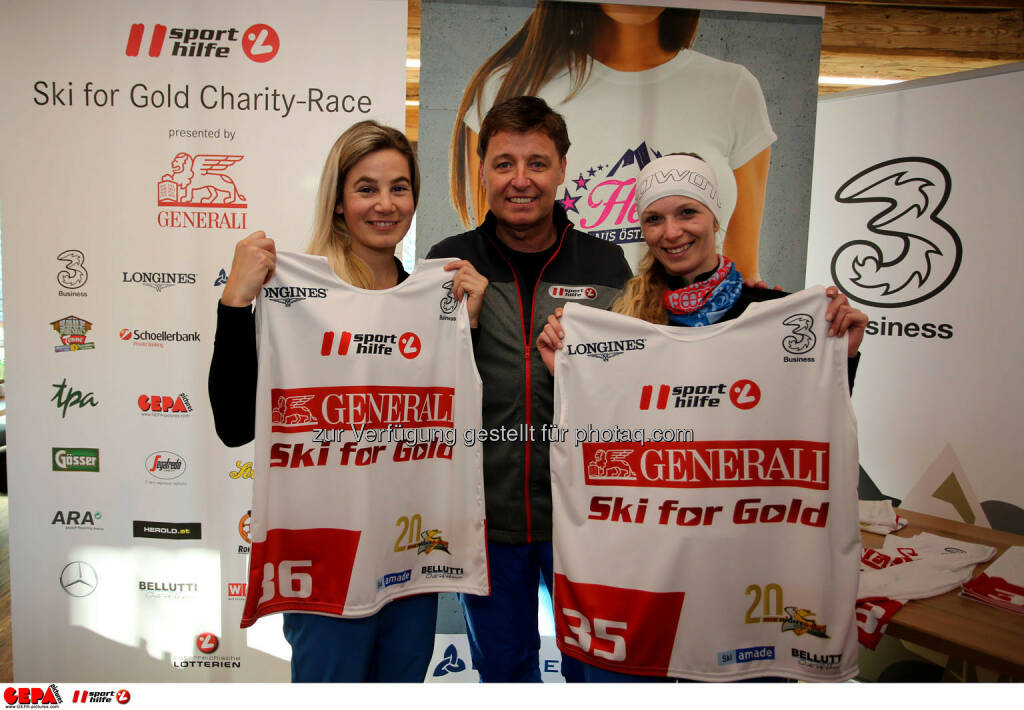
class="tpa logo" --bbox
[831,157,962,308]
[548,285,597,300]
[51,378,99,418]
[51,315,95,352]
[195,632,219,654]
[125,23,279,62]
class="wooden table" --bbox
[861,508,1024,679]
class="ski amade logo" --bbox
[157,153,249,230]
[125,22,279,62]
[51,315,95,352]
[831,157,962,308]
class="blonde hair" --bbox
[308,120,420,289]
[449,1,699,226]
[612,251,670,324]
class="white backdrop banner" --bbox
[806,65,1024,532]
[0,0,407,681]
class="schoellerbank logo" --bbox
[120,327,200,347]
[125,23,280,62]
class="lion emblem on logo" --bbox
[158,153,247,206]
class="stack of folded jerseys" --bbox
[859,499,908,535]
[856,533,996,649]
[961,546,1024,615]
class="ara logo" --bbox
[51,315,95,352]
[125,23,279,62]
[146,451,187,481]
[831,157,962,308]
[432,643,468,677]
[57,249,88,296]
[51,510,103,530]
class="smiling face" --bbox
[480,129,566,250]
[336,148,414,259]
[641,194,720,282]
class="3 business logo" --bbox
[125,23,280,63]
[57,249,88,296]
[781,314,816,356]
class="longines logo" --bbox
[565,337,646,362]
[132,520,202,540]
[126,22,280,63]
[60,561,98,597]
[263,285,328,306]
[157,153,249,230]
[831,157,962,308]
[50,315,95,352]
[57,249,88,296]
[146,451,187,482]
[121,271,197,292]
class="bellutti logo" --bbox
[51,315,95,352]
[52,447,100,472]
[228,460,254,480]
[548,285,598,300]
[317,330,422,359]
[120,327,200,347]
[196,632,219,654]
[781,314,816,357]
[51,510,103,531]
[831,157,962,308]
[4,685,61,705]
[263,284,328,306]
[132,520,202,540]
[557,141,662,244]
[125,23,279,62]
[57,249,88,296]
[60,561,98,597]
[121,270,198,292]
[51,378,99,418]
[146,451,186,481]
[157,153,248,230]
[139,580,198,599]
[138,393,193,417]
[565,337,645,362]
[792,648,842,672]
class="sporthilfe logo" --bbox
[318,330,421,358]
[125,23,279,62]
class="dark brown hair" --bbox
[477,96,570,161]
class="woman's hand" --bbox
[536,307,565,375]
[825,286,868,357]
[221,231,277,307]
[444,260,489,327]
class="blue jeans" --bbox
[458,540,584,682]
[282,593,438,682]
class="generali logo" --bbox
[157,153,249,230]
[125,23,280,63]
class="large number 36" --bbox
[561,608,628,661]
[259,560,313,603]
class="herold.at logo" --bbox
[53,447,100,472]
[138,393,193,417]
[126,22,280,63]
[51,315,95,352]
[157,153,248,230]
[132,520,202,540]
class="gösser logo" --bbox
[60,561,98,597]
[126,23,279,62]
[53,447,100,473]
[196,632,219,654]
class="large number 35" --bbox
[561,608,628,661]
[259,560,313,603]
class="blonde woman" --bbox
[209,120,486,681]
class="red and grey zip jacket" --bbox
[427,205,631,544]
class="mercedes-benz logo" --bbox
[60,561,98,597]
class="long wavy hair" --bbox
[449,1,699,226]
[308,120,420,289]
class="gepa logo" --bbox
[138,393,192,416]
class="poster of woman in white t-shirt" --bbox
[448,2,777,280]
